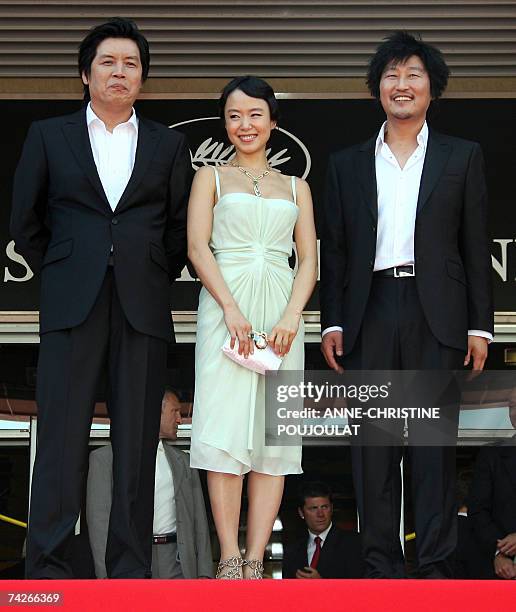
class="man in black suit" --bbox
[320,32,493,578]
[282,482,363,579]
[10,18,192,578]
[468,407,516,580]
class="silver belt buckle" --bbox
[394,264,415,278]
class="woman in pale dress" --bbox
[188,76,317,578]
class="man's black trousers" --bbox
[26,269,167,578]
[344,276,464,579]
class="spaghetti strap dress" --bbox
[189,167,304,475]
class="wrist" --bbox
[222,300,238,314]
[285,305,303,319]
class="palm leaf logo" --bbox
[192,138,235,168]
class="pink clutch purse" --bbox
[222,331,282,375]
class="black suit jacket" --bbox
[282,526,364,578]
[10,107,192,342]
[468,443,516,556]
[455,514,495,579]
[320,128,493,354]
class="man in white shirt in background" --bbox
[87,388,213,579]
[320,32,493,578]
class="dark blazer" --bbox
[320,129,494,354]
[282,526,364,579]
[455,514,495,579]
[468,443,516,556]
[10,107,192,342]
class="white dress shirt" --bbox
[374,120,426,272]
[153,440,177,535]
[322,121,492,342]
[86,102,138,211]
[307,522,332,565]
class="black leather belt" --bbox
[374,264,415,278]
[153,533,177,545]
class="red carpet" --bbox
[0,579,514,611]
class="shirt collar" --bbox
[86,102,138,131]
[308,522,333,544]
[375,120,428,155]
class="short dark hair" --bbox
[298,481,333,508]
[219,75,280,122]
[78,17,150,101]
[366,31,450,101]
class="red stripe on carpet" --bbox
[1,579,514,611]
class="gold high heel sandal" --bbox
[244,559,264,579]
[215,556,244,579]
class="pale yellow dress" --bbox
[189,167,304,475]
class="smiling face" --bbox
[82,37,143,114]
[299,496,333,535]
[379,54,432,124]
[223,88,276,157]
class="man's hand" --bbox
[494,553,516,579]
[321,331,344,373]
[497,533,516,557]
[296,566,322,579]
[464,335,488,370]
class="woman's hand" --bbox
[269,311,301,357]
[224,304,253,358]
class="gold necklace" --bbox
[231,162,271,197]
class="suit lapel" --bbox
[297,536,308,569]
[416,130,452,215]
[164,442,185,494]
[356,136,378,222]
[62,108,111,210]
[115,115,161,212]
[317,526,336,573]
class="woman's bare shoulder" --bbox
[195,165,216,178]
